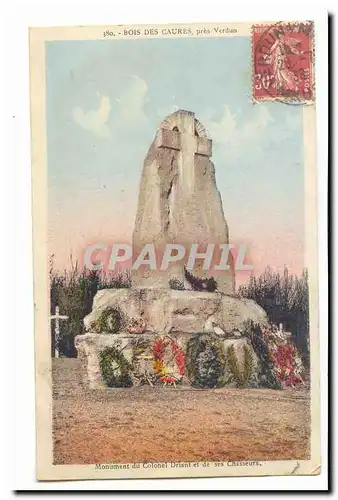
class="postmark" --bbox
[252,21,315,104]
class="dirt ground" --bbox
[53,358,311,465]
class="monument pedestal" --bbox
[76,288,268,389]
[75,331,262,390]
[83,288,267,336]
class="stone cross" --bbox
[132,109,235,293]
[50,306,68,358]
[154,110,212,192]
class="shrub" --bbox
[239,267,309,364]
[49,255,131,356]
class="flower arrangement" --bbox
[269,342,304,387]
[131,338,156,386]
[186,333,226,388]
[152,336,185,386]
[99,346,133,387]
[245,321,304,389]
[184,268,218,292]
[169,277,185,290]
[227,343,255,388]
[126,316,147,334]
[92,307,122,334]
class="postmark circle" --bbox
[253,21,314,106]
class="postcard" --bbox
[30,19,322,480]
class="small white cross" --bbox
[50,306,68,358]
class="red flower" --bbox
[153,338,165,358]
[153,337,185,384]
[269,341,302,386]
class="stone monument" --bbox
[75,110,269,389]
[132,110,235,293]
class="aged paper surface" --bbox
[30,20,321,481]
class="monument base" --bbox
[75,332,263,390]
[76,288,270,389]
[83,288,267,335]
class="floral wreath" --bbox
[99,346,133,387]
[152,336,185,386]
[269,342,304,388]
[185,332,226,388]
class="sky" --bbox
[46,36,305,285]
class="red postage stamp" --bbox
[252,21,315,103]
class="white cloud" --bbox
[72,75,149,138]
[206,104,273,143]
[204,104,274,163]
[72,95,111,138]
[205,105,237,143]
[116,75,148,126]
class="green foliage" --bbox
[132,338,150,358]
[98,271,131,290]
[49,255,131,356]
[239,266,309,363]
[244,321,282,390]
[94,307,122,334]
[186,333,226,388]
[227,344,254,387]
[184,268,218,292]
[243,345,254,383]
[99,346,133,388]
